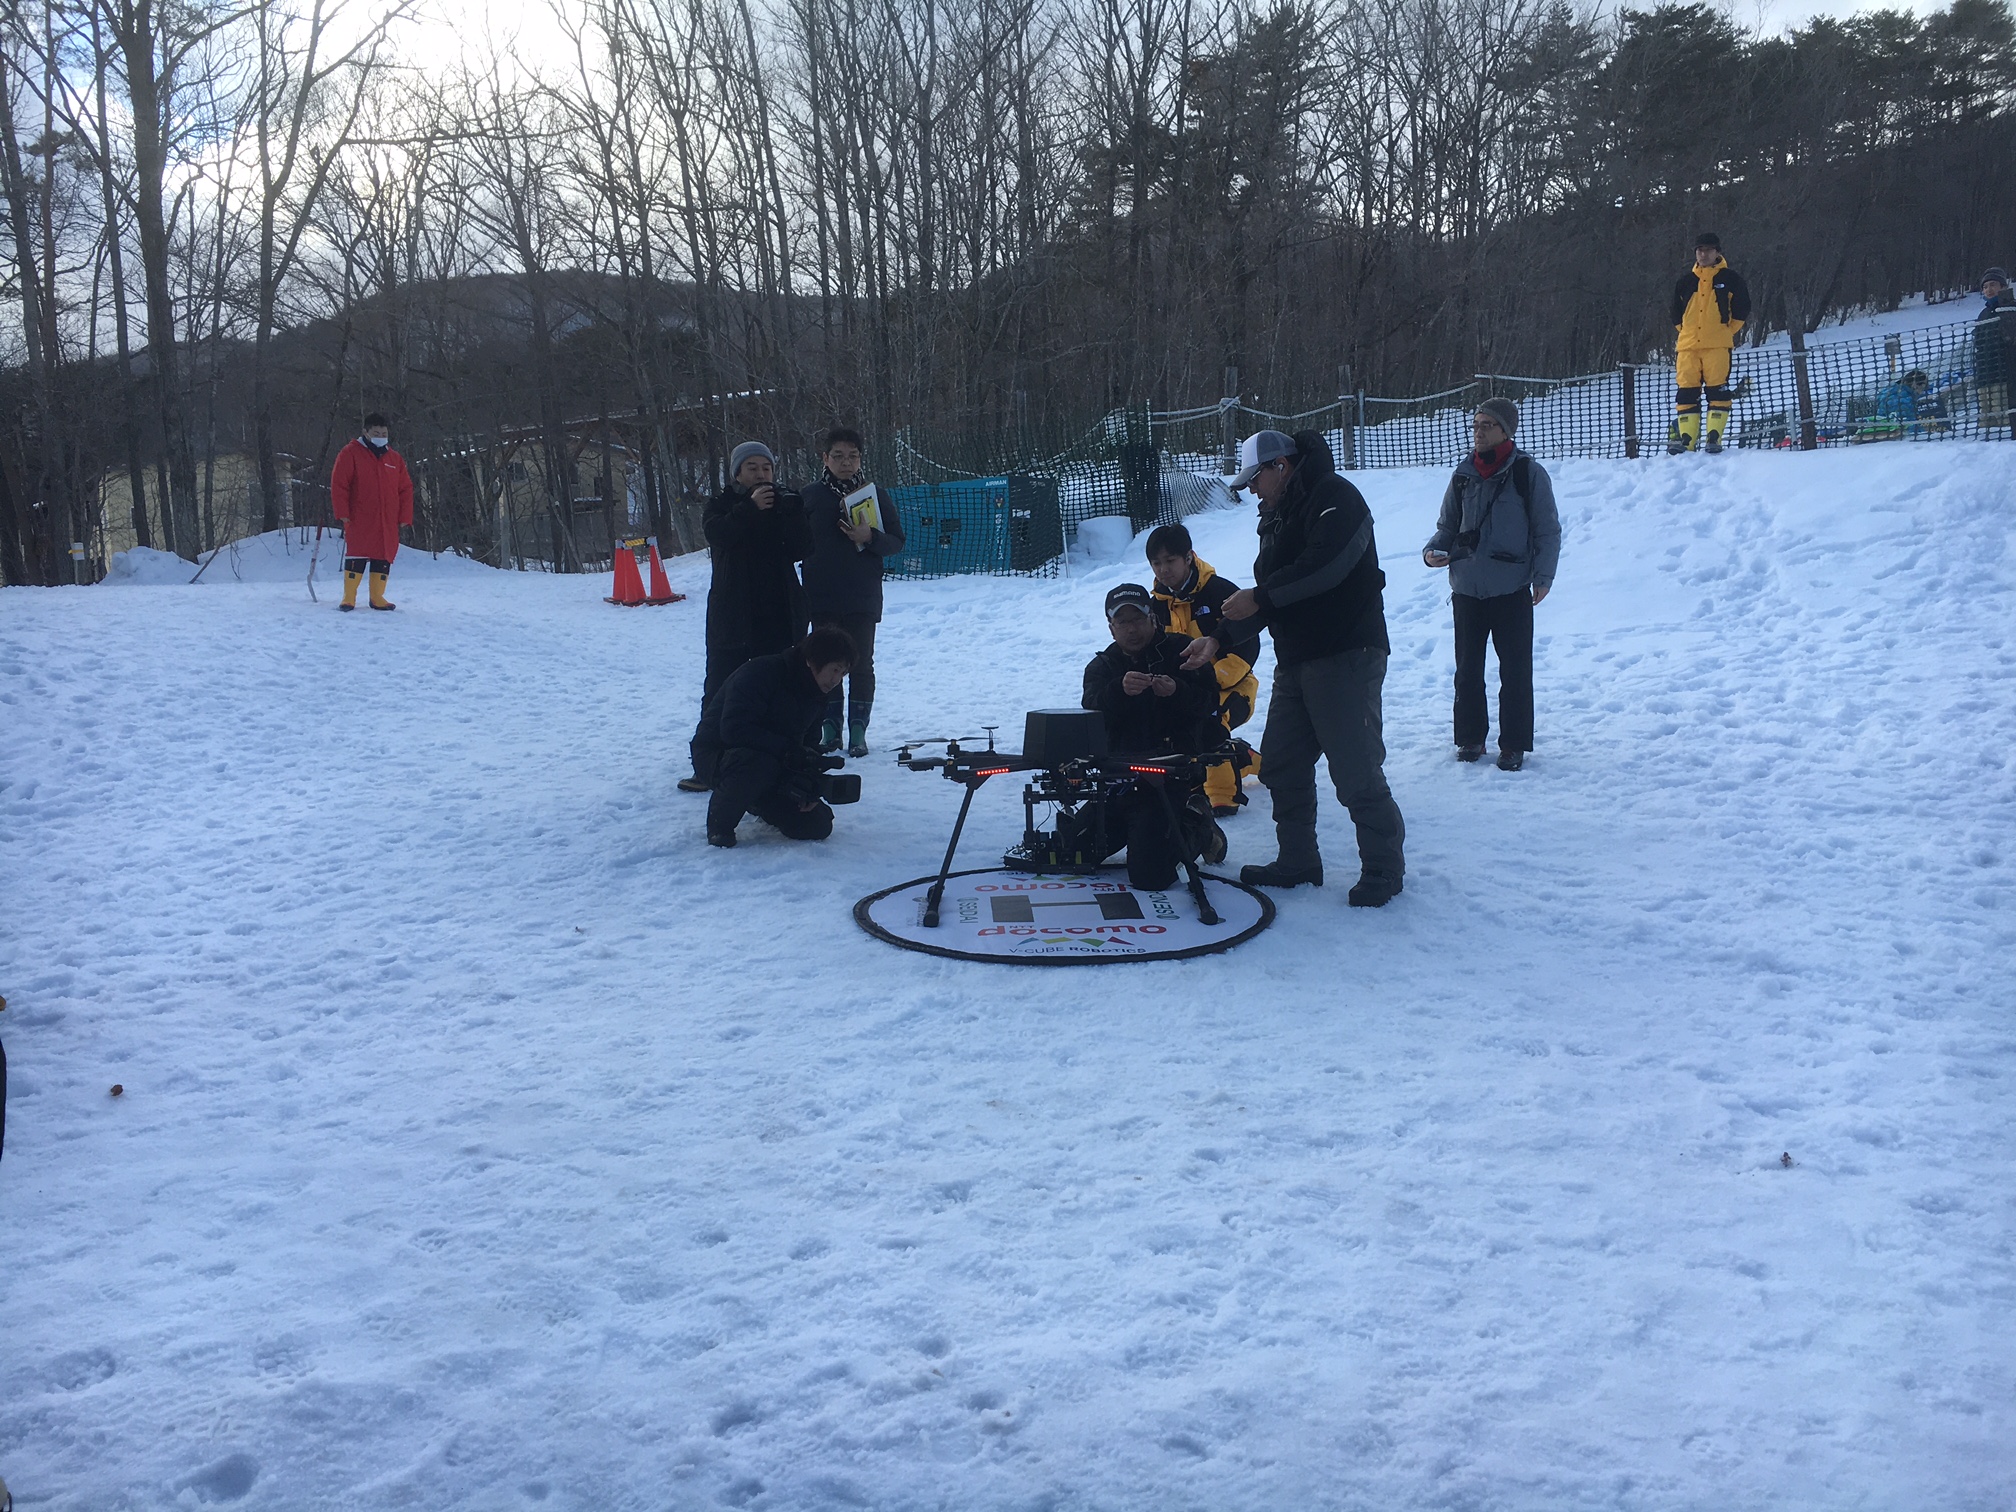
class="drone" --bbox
[897,711,1233,929]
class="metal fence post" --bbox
[1337,365,1356,469]
[1790,329,1818,451]
[1619,364,1639,458]
[1222,366,1239,474]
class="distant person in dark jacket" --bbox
[1220,429,1405,906]
[1423,398,1562,771]
[699,626,856,847]
[1976,268,2013,434]
[799,427,906,758]
[681,441,812,792]
[1057,582,1224,889]
[1667,232,1751,454]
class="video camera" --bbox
[809,750,862,806]
[897,710,1234,927]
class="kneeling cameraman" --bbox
[1071,583,1225,889]
[699,626,857,847]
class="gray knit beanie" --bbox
[1477,397,1520,437]
[728,441,775,480]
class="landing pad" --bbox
[854,867,1275,964]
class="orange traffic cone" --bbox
[605,542,646,605]
[643,540,684,605]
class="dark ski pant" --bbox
[1452,589,1534,753]
[1260,649,1405,883]
[814,613,877,729]
[707,748,834,841]
[1063,780,1194,892]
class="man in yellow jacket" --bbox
[1668,232,1752,454]
[1147,523,1262,816]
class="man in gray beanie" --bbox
[680,440,812,791]
[1976,268,2014,434]
[1423,398,1561,771]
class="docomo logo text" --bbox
[973,881,1125,893]
[977,924,1167,937]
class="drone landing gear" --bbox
[922,782,979,928]
[1145,779,1222,927]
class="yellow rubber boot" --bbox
[1204,759,1241,813]
[1703,408,1729,452]
[1203,742,1260,814]
[368,570,396,611]
[1676,411,1701,451]
[339,570,362,610]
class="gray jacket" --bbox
[1425,450,1562,599]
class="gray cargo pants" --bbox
[1259,648,1406,882]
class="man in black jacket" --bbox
[681,442,813,792]
[699,626,857,847]
[1221,429,1406,906]
[1060,583,1225,890]
[800,427,906,757]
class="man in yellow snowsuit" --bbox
[1147,523,1262,815]
[1668,232,1752,454]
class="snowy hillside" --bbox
[2,445,2013,1510]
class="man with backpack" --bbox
[1423,398,1562,771]
[1976,267,2014,434]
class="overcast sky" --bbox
[407,0,1954,80]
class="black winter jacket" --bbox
[703,484,811,653]
[696,651,827,767]
[801,474,907,622]
[1250,431,1390,664]
[1669,264,1753,329]
[1082,631,1220,755]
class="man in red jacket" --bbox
[330,413,414,610]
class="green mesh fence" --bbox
[861,314,2013,578]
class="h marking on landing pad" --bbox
[988,893,1146,924]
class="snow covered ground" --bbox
[3,444,2013,1510]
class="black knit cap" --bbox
[362,412,389,428]
[1694,231,1721,250]
[1984,267,2010,288]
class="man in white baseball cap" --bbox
[1218,429,1406,906]
[1229,429,1297,491]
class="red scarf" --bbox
[1472,440,1514,477]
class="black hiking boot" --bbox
[1456,744,1485,762]
[1496,749,1525,771]
[707,828,737,848]
[1348,875,1403,908]
[677,775,712,793]
[1240,859,1323,889]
